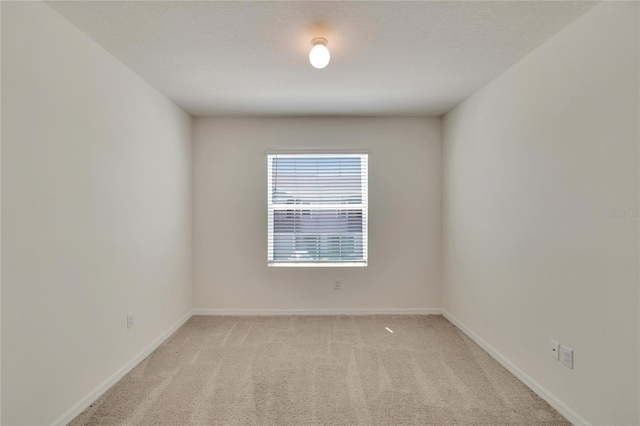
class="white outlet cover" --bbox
[560,345,573,369]
[550,340,559,360]
[127,312,135,329]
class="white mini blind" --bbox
[267,152,368,267]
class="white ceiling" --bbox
[47,1,596,116]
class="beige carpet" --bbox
[71,315,568,425]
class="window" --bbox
[267,151,368,267]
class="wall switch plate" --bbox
[127,312,135,329]
[550,340,560,360]
[560,345,573,369]
[334,279,341,290]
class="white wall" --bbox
[194,117,441,313]
[1,2,192,425]
[442,2,639,425]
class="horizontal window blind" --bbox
[267,152,368,266]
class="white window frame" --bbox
[267,149,369,267]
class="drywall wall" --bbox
[194,117,441,313]
[1,2,192,424]
[443,2,639,425]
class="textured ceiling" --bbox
[47,1,596,116]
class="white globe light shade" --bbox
[309,40,330,69]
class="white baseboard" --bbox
[193,308,442,316]
[52,310,193,426]
[441,310,589,426]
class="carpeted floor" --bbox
[71,315,568,425]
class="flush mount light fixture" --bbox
[309,38,330,69]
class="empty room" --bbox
[1,1,638,425]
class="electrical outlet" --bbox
[334,279,341,290]
[550,340,559,360]
[127,312,135,329]
[560,345,573,369]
